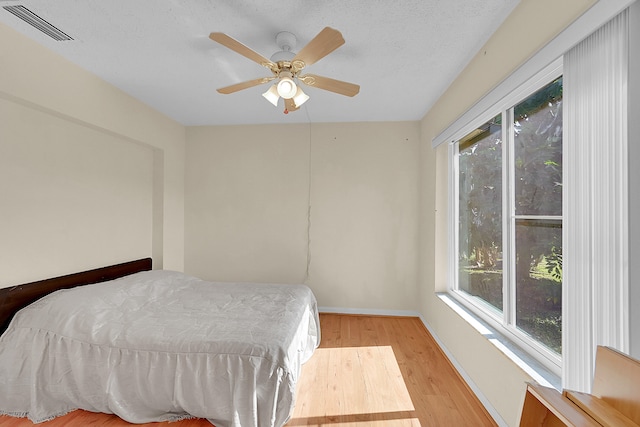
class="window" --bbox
[451,74,563,371]
[436,4,631,391]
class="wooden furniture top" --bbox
[521,383,601,427]
[591,345,640,425]
[519,346,640,427]
[564,390,638,427]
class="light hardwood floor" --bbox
[0,314,497,426]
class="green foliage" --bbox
[545,247,563,282]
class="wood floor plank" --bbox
[0,314,497,427]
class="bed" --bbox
[0,258,320,427]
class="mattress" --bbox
[0,270,320,426]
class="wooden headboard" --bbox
[0,258,152,335]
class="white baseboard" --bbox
[318,307,507,427]
[318,306,420,317]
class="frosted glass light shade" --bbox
[277,77,297,99]
[262,84,279,107]
[292,86,309,107]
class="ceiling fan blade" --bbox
[292,27,345,68]
[284,98,299,112]
[217,77,275,94]
[299,74,360,97]
[210,32,277,70]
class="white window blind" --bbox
[563,8,629,392]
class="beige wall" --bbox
[0,21,186,286]
[185,122,420,310]
[0,98,153,287]
[309,122,419,310]
[185,124,311,284]
[418,0,597,425]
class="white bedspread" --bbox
[0,270,320,427]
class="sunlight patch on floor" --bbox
[289,345,417,425]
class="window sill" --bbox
[437,292,561,391]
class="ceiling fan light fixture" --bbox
[277,76,297,99]
[262,84,279,107]
[292,86,309,107]
[211,27,360,112]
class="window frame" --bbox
[447,58,564,375]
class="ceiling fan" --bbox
[209,27,360,114]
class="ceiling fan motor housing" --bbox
[270,31,297,63]
[275,31,296,51]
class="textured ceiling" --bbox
[0,0,520,126]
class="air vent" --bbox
[3,5,73,41]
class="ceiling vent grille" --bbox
[3,5,73,41]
